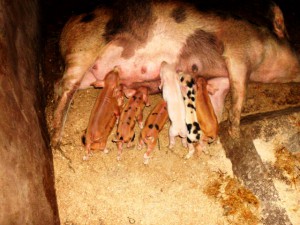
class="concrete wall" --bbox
[0,0,59,224]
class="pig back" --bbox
[142,99,169,139]
[85,87,119,149]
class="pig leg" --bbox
[137,112,144,129]
[194,141,208,156]
[114,107,120,124]
[117,142,123,161]
[137,135,146,150]
[51,77,81,148]
[103,147,110,154]
[51,61,94,147]
[83,143,93,161]
[127,133,136,148]
[168,125,177,149]
[185,142,195,159]
[143,148,154,165]
[143,138,156,164]
[181,137,188,148]
[226,60,248,138]
[207,77,230,123]
[199,137,209,154]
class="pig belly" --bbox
[80,38,180,90]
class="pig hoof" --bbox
[127,143,135,149]
[181,139,188,148]
[103,148,109,154]
[137,144,142,150]
[143,153,150,165]
[143,158,150,165]
[168,144,174,149]
[185,151,194,159]
[117,155,121,161]
[138,123,144,129]
[83,155,89,161]
[185,153,192,159]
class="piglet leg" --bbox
[137,113,144,129]
[137,136,145,150]
[168,125,177,149]
[143,139,156,165]
[83,143,93,161]
[127,133,136,149]
[143,149,154,165]
[185,143,195,159]
[117,142,123,161]
[181,137,188,148]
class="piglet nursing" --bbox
[138,98,169,164]
[83,67,123,160]
[114,86,149,160]
[179,72,202,159]
[159,61,188,149]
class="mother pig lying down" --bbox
[51,0,300,147]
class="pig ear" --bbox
[272,4,289,39]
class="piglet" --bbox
[195,77,219,146]
[114,86,149,160]
[179,72,202,159]
[83,67,122,160]
[159,61,187,149]
[138,98,169,164]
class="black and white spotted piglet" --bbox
[179,72,202,159]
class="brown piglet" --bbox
[138,98,169,164]
[114,86,149,160]
[83,67,123,160]
[195,77,219,146]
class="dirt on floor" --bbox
[45,82,300,225]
